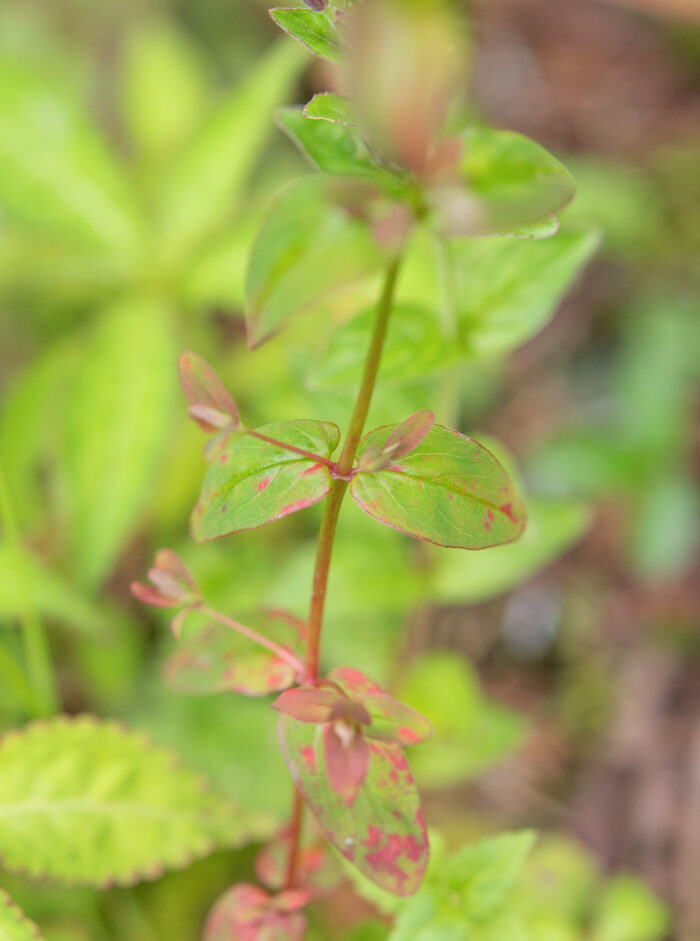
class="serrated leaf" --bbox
[277,107,407,193]
[193,420,339,541]
[351,424,526,549]
[278,669,429,896]
[0,889,45,941]
[0,58,141,253]
[0,717,248,886]
[304,93,358,126]
[270,8,343,63]
[432,126,576,236]
[430,498,591,605]
[120,18,208,162]
[58,298,178,587]
[156,41,304,260]
[164,612,303,697]
[449,229,600,359]
[246,177,385,347]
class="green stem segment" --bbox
[0,458,58,717]
[305,253,403,682]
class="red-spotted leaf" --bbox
[358,411,434,472]
[269,7,342,63]
[163,610,304,697]
[361,693,433,747]
[256,835,331,893]
[192,420,339,541]
[351,424,526,549]
[178,351,241,431]
[273,686,342,723]
[204,883,307,941]
[278,668,429,896]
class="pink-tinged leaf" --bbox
[360,693,433,747]
[323,725,370,804]
[131,549,200,609]
[351,424,526,549]
[358,411,434,472]
[272,687,342,723]
[178,351,241,432]
[192,420,340,541]
[164,611,304,697]
[204,883,306,941]
[278,713,429,895]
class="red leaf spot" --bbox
[389,464,404,473]
[389,769,399,783]
[487,509,495,522]
[484,520,491,531]
[220,453,228,464]
[398,726,420,744]
[500,502,519,524]
[300,745,316,774]
[302,464,324,477]
[448,492,455,501]
[283,498,315,514]
[257,477,271,493]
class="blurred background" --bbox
[0,0,698,938]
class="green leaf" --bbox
[304,93,358,126]
[278,669,429,896]
[277,107,407,192]
[156,41,304,260]
[449,229,600,359]
[269,7,343,63]
[0,889,45,941]
[593,875,670,941]
[430,498,591,604]
[0,543,113,638]
[351,424,526,549]
[0,716,248,886]
[192,421,339,541]
[0,58,141,253]
[58,298,178,588]
[163,612,302,697]
[246,176,385,347]
[433,126,576,236]
[120,17,208,162]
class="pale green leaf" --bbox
[156,41,304,260]
[58,298,178,587]
[246,176,385,347]
[304,92,358,125]
[0,58,141,253]
[0,889,44,941]
[430,498,591,604]
[593,875,671,941]
[270,7,343,63]
[0,716,248,886]
[449,229,600,359]
[120,18,208,161]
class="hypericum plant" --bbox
[126,0,581,934]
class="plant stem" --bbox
[245,429,336,470]
[284,786,305,890]
[0,458,58,716]
[203,606,304,675]
[305,253,403,682]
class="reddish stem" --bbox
[245,428,337,470]
[284,786,305,890]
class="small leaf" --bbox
[351,425,526,549]
[193,420,339,541]
[358,412,434,472]
[269,8,343,63]
[273,687,342,723]
[0,716,249,885]
[246,176,386,347]
[304,93,358,126]
[0,889,45,940]
[204,882,307,941]
[277,107,407,193]
[431,126,576,236]
[164,614,302,697]
[178,350,241,432]
[361,694,433,747]
[278,669,429,896]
